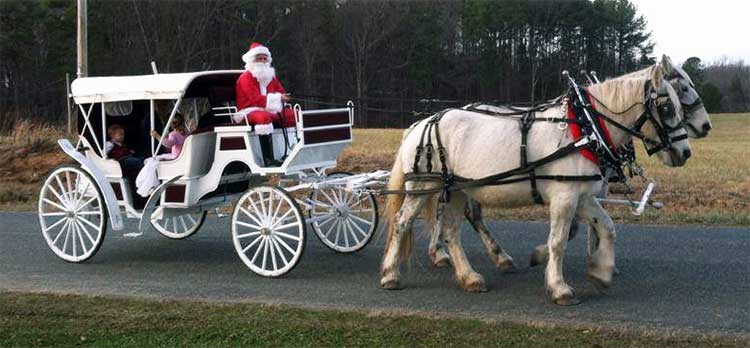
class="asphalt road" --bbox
[1,211,748,337]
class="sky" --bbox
[629,0,750,65]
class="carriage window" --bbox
[105,101,133,116]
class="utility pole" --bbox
[76,0,88,78]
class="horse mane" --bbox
[586,72,648,115]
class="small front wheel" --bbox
[38,166,107,262]
[232,185,306,277]
[309,173,378,253]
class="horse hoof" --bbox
[497,259,517,273]
[433,257,451,268]
[462,274,488,293]
[381,277,403,290]
[586,273,612,292]
[553,295,581,306]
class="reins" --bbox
[381,77,687,204]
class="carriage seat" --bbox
[81,138,123,178]
[157,131,216,180]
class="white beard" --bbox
[248,63,276,92]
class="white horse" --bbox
[381,65,691,305]
[426,56,711,271]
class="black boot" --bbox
[259,134,282,167]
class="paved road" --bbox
[1,211,748,337]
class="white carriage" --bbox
[37,70,385,277]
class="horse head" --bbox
[660,55,712,138]
[644,63,693,167]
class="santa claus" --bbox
[235,42,295,167]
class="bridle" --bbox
[667,72,706,134]
[580,81,688,158]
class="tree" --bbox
[682,57,705,87]
[699,83,722,113]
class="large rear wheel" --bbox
[38,166,107,262]
[231,185,306,277]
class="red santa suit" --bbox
[234,42,295,135]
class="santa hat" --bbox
[242,42,272,64]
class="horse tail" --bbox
[383,149,413,263]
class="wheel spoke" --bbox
[236,221,263,231]
[51,220,69,245]
[344,218,360,244]
[250,237,266,264]
[43,198,68,212]
[78,214,101,231]
[248,197,266,226]
[348,213,373,226]
[275,231,301,242]
[242,234,264,253]
[76,210,102,216]
[269,235,278,271]
[44,216,67,233]
[54,174,70,207]
[324,219,339,239]
[270,209,293,229]
[42,212,66,217]
[334,221,342,245]
[274,222,300,231]
[315,215,336,229]
[261,236,270,270]
[270,237,289,266]
[237,231,262,239]
[187,214,197,226]
[347,216,370,239]
[258,192,269,225]
[61,221,71,254]
[342,219,350,247]
[77,195,98,210]
[349,208,374,214]
[270,194,284,225]
[240,207,265,228]
[319,189,338,206]
[273,234,296,255]
[179,216,188,233]
[45,186,67,208]
[75,220,97,245]
[74,179,91,210]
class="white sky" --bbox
[629,0,750,65]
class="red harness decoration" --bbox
[567,95,615,164]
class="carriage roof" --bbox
[70,70,243,104]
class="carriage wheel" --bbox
[309,172,378,253]
[150,210,207,239]
[38,166,107,262]
[232,185,306,277]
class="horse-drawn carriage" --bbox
[38,70,386,277]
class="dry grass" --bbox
[0,116,747,225]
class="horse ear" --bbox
[651,65,664,89]
[660,54,674,76]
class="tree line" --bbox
[1,0,747,132]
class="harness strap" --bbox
[519,111,543,204]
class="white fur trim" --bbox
[254,123,274,135]
[242,46,272,64]
[266,93,283,113]
[234,107,262,123]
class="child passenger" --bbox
[105,124,144,173]
[136,113,193,197]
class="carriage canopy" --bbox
[70,70,243,104]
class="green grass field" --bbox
[1,292,746,348]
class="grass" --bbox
[1,115,748,225]
[0,291,746,348]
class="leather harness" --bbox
[383,84,685,204]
